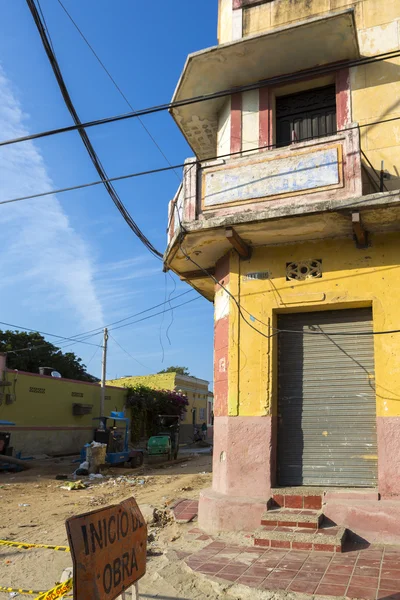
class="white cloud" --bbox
[0,65,104,329]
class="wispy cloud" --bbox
[0,65,104,329]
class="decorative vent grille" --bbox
[29,387,45,394]
[243,271,270,281]
[286,259,322,281]
[71,392,84,398]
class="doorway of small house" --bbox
[277,308,378,487]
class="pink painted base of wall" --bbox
[212,416,273,497]
[324,495,400,545]
[199,416,272,533]
[199,488,266,533]
[377,417,400,497]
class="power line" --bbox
[56,0,180,182]
[61,289,195,343]
[2,291,199,356]
[1,48,399,150]
[108,333,149,371]
[0,321,102,348]
[2,115,400,207]
[108,296,201,333]
[26,0,163,260]
[173,192,400,340]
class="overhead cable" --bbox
[2,115,400,207]
[1,48,399,149]
[56,0,180,181]
[109,333,149,371]
[26,0,163,259]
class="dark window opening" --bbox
[276,85,337,148]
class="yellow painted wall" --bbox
[219,1,400,192]
[0,371,127,427]
[226,232,400,419]
[106,373,210,426]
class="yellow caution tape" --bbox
[34,579,73,600]
[0,540,70,552]
[0,585,45,595]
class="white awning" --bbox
[171,9,359,159]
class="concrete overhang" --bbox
[171,9,359,160]
[165,191,400,301]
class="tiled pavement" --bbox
[181,539,400,599]
[171,499,199,523]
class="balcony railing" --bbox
[168,126,362,245]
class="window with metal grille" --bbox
[276,85,337,148]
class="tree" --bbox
[126,383,189,442]
[0,330,95,381]
[157,366,190,375]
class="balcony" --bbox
[165,128,400,300]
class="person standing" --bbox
[201,422,207,441]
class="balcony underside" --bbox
[165,191,400,301]
[171,9,359,159]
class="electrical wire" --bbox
[26,0,163,260]
[56,0,181,182]
[85,337,102,368]
[2,114,400,207]
[108,296,201,333]
[108,333,149,371]
[173,181,400,340]
[1,48,399,149]
[0,321,102,348]
[165,270,177,345]
[2,292,199,356]
[59,289,195,343]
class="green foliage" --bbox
[157,366,190,375]
[0,330,95,382]
[126,383,189,443]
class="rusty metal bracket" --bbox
[225,227,252,259]
[352,212,369,249]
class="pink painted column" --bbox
[199,253,273,533]
[336,68,351,129]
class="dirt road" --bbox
[0,452,229,600]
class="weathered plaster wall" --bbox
[217,1,400,192]
[229,232,400,420]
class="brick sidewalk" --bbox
[183,540,400,599]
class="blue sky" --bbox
[0,1,218,382]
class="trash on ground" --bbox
[18,503,30,507]
[60,480,85,491]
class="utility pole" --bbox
[100,327,108,418]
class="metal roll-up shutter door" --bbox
[278,308,377,487]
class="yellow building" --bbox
[0,354,127,456]
[164,1,400,543]
[106,372,212,442]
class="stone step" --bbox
[253,523,347,553]
[269,490,323,510]
[261,507,323,530]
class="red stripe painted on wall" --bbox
[230,93,242,154]
[336,68,351,128]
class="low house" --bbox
[107,372,212,443]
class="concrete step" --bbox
[253,523,347,553]
[261,507,323,530]
[269,489,323,510]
